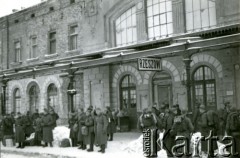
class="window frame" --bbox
[114,5,137,47]
[47,83,58,109]
[146,0,173,40]
[192,66,217,110]
[49,31,57,54]
[14,40,21,62]
[69,25,78,51]
[30,36,38,59]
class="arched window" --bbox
[47,84,58,109]
[29,85,39,113]
[120,75,136,109]
[115,6,137,47]
[14,88,21,113]
[193,66,216,109]
[147,0,173,40]
[185,0,216,32]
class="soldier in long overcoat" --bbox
[106,106,116,141]
[94,108,108,153]
[33,113,43,146]
[77,108,86,149]
[162,106,175,157]
[49,107,59,129]
[68,111,78,147]
[24,111,34,138]
[42,108,54,147]
[84,108,95,152]
[15,112,26,148]
[2,114,14,137]
[196,105,218,157]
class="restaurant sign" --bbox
[138,58,162,71]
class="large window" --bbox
[49,32,56,54]
[29,85,39,113]
[185,0,216,32]
[69,25,78,50]
[115,6,137,47]
[14,41,21,62]
[193,66,216,109]
[14,88,21,113]
[30,36,37,58]
[47,84,58,109]
[147,0,173,40]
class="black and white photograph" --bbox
[0,0,239,157]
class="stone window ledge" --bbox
[65,49,80,54]
[26,57,39,63]
[44,53,58,59]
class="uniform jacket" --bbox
[94,114,108,145]
[77,112,86,142]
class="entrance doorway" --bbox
[120,75,137,129]
[152,71,173,108]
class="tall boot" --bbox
[109,133,113,141]
[101,144,105,153]
[16,142,21,148]
[20,142,25,149]
[78,141,83,149]
[50,142,53,147]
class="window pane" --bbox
[193,10,201,29]
[153,0,159,5]
[154,15,160,26]
[186,13,193,31]
[148,28,154,39]
[132,13,136,26]
[127,28,133,43]
[148,6,153,17]
[147,0,153,6]
[167,12,172,23]
[153,4,159,15]
[201,9,209,28]
[148,17,154,27]
[132,28,137,42]
[193,0,200,11]
[166,0,172,12]
[185,0,193,12]
[160,14,166,24]
[201,0,208,9]
[154,26,160,38]
[159,2,166,13]
[160,24,167,36]
[209,7,216,26]
[167,23,173,34]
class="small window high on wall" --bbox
[185,0,216,32]
[115,6,137,47]
[147,0,173,40]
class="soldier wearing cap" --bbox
[77,107,86,150]
[49,106,59,129]
[42,108,54,147]
[15,112,25,148]
[84,107,95,152]
[218,101,231,139]
[106,106,116,141]
[137,107,157,131]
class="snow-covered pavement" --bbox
[1,132,145,158]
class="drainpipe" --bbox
[6,16,9,69]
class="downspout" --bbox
[6,16,9,69]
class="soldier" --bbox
[15,112,26,149]
[84,107,95,152]
[42,108,54,147]
[24,111,34,138]
[162,105,176,157]
[2,114,14,138]
[196,105,218,157]
[49,107,59,129]
[152,102,160,116]
[33,113,43,146]
[137,108,158,131]
[94,108,108,153]
[218,102,231,139]
[226,107,240,158]
[171,108,194,156]
[106,106,116,141]
[68,111,78,147]
[77,107,86,150]
[32,109,39,121]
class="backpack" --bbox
[206,110,219,130]
[228,112,239,131]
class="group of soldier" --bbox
[68,106,117,153]
[1,107,59,148]
[137,102,240,158]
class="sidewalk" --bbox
[0,132,143,158]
